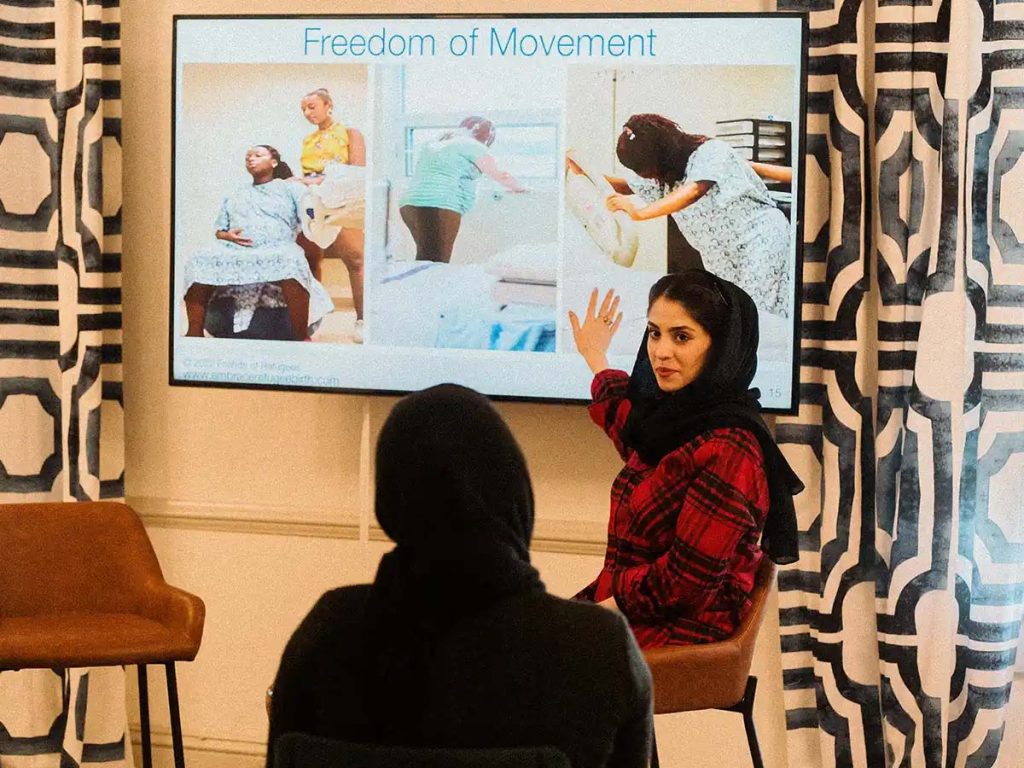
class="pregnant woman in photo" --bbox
[182,145,333,341]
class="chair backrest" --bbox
[0,502,165,617]
[729,556,777,676]
[643,556,777,713]
[273,733,571,768]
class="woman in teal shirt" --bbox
[400,116,527,263]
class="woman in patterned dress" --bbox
[567,272,802,647]
[605,113,793,318]
[182,145,333,340]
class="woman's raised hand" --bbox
[605,194,639,219]
[568,288,623,375]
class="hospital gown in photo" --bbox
[635,139,792,317]
[183,178,334,333]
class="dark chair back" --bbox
[273,733,571,768]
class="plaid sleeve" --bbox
[611,431,766,622]
[588,369,632,461]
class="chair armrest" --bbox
[139,581,206,658]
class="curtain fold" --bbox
[777,0,1024,766]
[0,0,129,765]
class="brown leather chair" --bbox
[643,558,777,768]
[0,501,205,768]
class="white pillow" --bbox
[564,161,639,268]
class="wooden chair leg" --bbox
[166,662,186,768]
[138,665,152,768]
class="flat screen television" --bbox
[170,13,807,409]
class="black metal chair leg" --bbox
[138,665,152,768]
[166,662,186,768]
[650,727,660,768]
[740,677,764,768]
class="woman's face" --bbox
[244,146,275,177]
[301,95,330,126]
[646,296,712,392]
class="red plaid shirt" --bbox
[577,369,769,648]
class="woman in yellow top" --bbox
[298,87,366,342]
[301,103,349,173]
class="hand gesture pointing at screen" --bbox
[568,288,622,375]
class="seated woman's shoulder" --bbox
[296,587,635,654]
[300,585,374,634]
[314,583,372,610]
[493,594,645,688]
[501,590,635,644]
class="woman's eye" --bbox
[674,333,689,343]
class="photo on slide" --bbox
[173,63,369,345]
[560,63,799,377]
[367,63,562,353]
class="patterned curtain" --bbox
[776,0,1024,766]
[0,1,129,765]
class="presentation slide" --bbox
[171,14,807,409]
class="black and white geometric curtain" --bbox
[776,0,1024,766]
[0,0,128,765]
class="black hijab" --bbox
[362,384,544,743]
[621,270,803,565]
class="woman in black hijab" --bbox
[267,384,652,768]
[568,270,802,648]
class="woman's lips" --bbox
[655,367,677,377]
